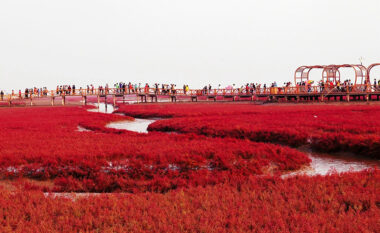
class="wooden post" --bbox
[62,96,65,106]
[346,94,350,102]
[97,95,100,107]
[30,96,33,106]
[51,97,54,106]
[113,95,116,106]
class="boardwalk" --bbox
[1,84,380,107]
[2,63,379,106]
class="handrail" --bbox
[1,85,379,101]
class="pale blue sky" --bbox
[0,0,380,91]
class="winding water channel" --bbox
[40,104,380,198]
[86,103,379,176]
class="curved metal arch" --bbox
[367,63,380,84]
[294,65,324,85]
[322,65,341,85]
[337,64,367,85]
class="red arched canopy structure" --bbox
[294,65,324,85]
[295,64,367,86]
[322,65,340,85]
[367,63,380,84]
[337,64,367,85]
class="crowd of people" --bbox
[294,79,380,93]
[0,87,50,100]
[1,79,380,101]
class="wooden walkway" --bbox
[1,85,380,107]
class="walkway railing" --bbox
[1,84,380,102]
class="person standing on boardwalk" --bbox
[105,84,109,94]
[155,83,159,95]
[203,86,207,95]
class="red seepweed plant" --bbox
[0,106,309,192]
[0,104,378,232]
[115,103,380,158]
[1,169,379,232]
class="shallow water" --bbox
[284,150,379,177]
[43,192,112,200]
[87,103,115,114]
[84,103,157,133]
[77,126,91,132]
[106,118,157,133]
